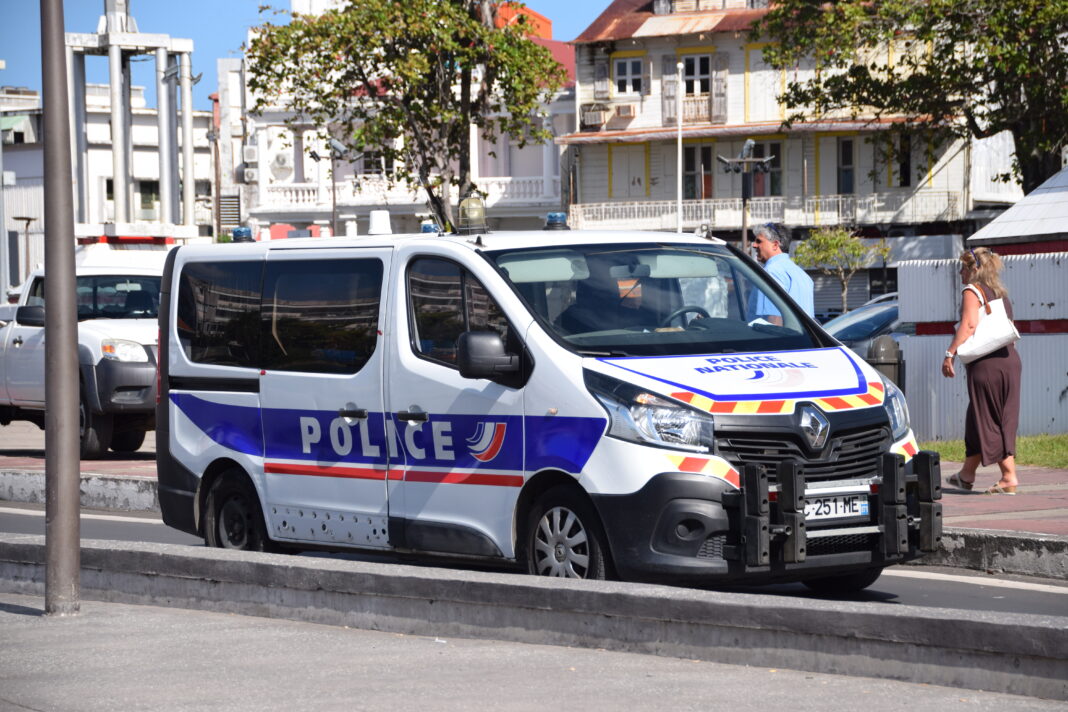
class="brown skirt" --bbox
[964,344,1022,466]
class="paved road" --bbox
[1,591,1063,712]
[3,501,1067,618]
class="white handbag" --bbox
[957,284,1020,364]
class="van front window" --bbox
[490,243,821,356]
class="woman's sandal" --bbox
[946,473,974,491]
[984,483,1017,495]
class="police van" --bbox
[156,226,941,591]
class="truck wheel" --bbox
[110,429,146,453]
[204,470,272,551]
[524,485,610,580]
[79,395,113,459]
[802,567,884,594]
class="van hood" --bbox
[590,346,886,414]
[78,318,158,346]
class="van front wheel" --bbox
[524,486,609,580]
[204,472,271,551]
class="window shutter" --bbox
[594,60,610,101]
[710,52,728,124]
[641,57,652,96]
[661,55,677,125]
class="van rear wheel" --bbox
[204,471,272,551]
[524,486,609,580]
[801,567,884,594]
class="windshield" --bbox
[824,304,897,342]
[488,242,822,356]
[29,275,161,320]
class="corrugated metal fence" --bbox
[898,253,1068,441]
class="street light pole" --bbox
[717,140,773,254]
[675,61,683,234]
[41,0,81,617]
[330,152,338,237]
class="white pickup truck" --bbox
[0,262,162,458]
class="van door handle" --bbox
[396,410,428,422]
[338,408,368,419]
[12,336,22,347]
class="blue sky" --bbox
[0,1,605,112]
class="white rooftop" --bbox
[969,166,1068,244]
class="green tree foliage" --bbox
[754,0,1068,193]
[246,1,566,230]
[793,228,890,314]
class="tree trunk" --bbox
[458,66,473,201]
[839,276,849,314]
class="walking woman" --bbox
[941,247,1022,494]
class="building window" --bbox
[359,149,388,176]
[897,134,912,187]
[684,145,714,200]
[683,54,711,95]
[838,138,855,194]
[614,58,643,95]
[752,141,782,197]
[139,180,160,211]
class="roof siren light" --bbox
[457,196,488,235]
[231,227,254,243]
[544,212,570,230]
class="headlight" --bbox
[102,338,149,363]
[585,371,713,453]
[883,378,910,440]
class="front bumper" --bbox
[592,451,942,585]
[84,357,158,417]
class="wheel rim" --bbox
[532,505,590,578]
[217,496,252,549]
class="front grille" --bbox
[697,534,725,560]
[716,426,890,483]
[807,533,878,557]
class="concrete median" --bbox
[1,532,1066,700]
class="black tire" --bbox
[204,470,272,551]
[523,485,610,580]
[79,394,113,460]
[802,567,884,594]
[110,429,146,453]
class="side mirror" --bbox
[16,305,45,327]
[457,331,518,379]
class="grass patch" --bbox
[919,433,1068,469]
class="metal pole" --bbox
[741,166,751,254]
[330,153,338,237]
[41,0,81,617]
[0,58,8,298]
[156,48,173,225]
[675,61,683,234]
[108,42,128,223]
[180,53,195,227]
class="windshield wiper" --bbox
[574,349,630,357]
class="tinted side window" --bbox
[177,261,263,368]
[260,258,383,375]
[408,258,512,367]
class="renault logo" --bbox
[798,405,830,450]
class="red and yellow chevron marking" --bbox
[891,432,919,462]
[666,455,740,488]
[670,381,885,416]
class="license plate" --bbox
[804,494,869,521]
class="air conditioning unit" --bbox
[583,110,610,126]
[244,167,259,184]
[242,145,259,164]
[616,104,637,119]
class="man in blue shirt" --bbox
[750,224,815,324]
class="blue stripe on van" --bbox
[171,393,606,474]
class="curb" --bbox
[2,470,1066,581]
[1,533,1066,700]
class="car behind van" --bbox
[156,229,941,591]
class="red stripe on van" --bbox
[264,462,385,480]
[404,469,524,487]
[758,400,784,414]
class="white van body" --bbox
[157,230,941,588]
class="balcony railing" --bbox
[259,175,560,212]
[569,191,962,231]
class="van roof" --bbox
[174,230,728,259]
